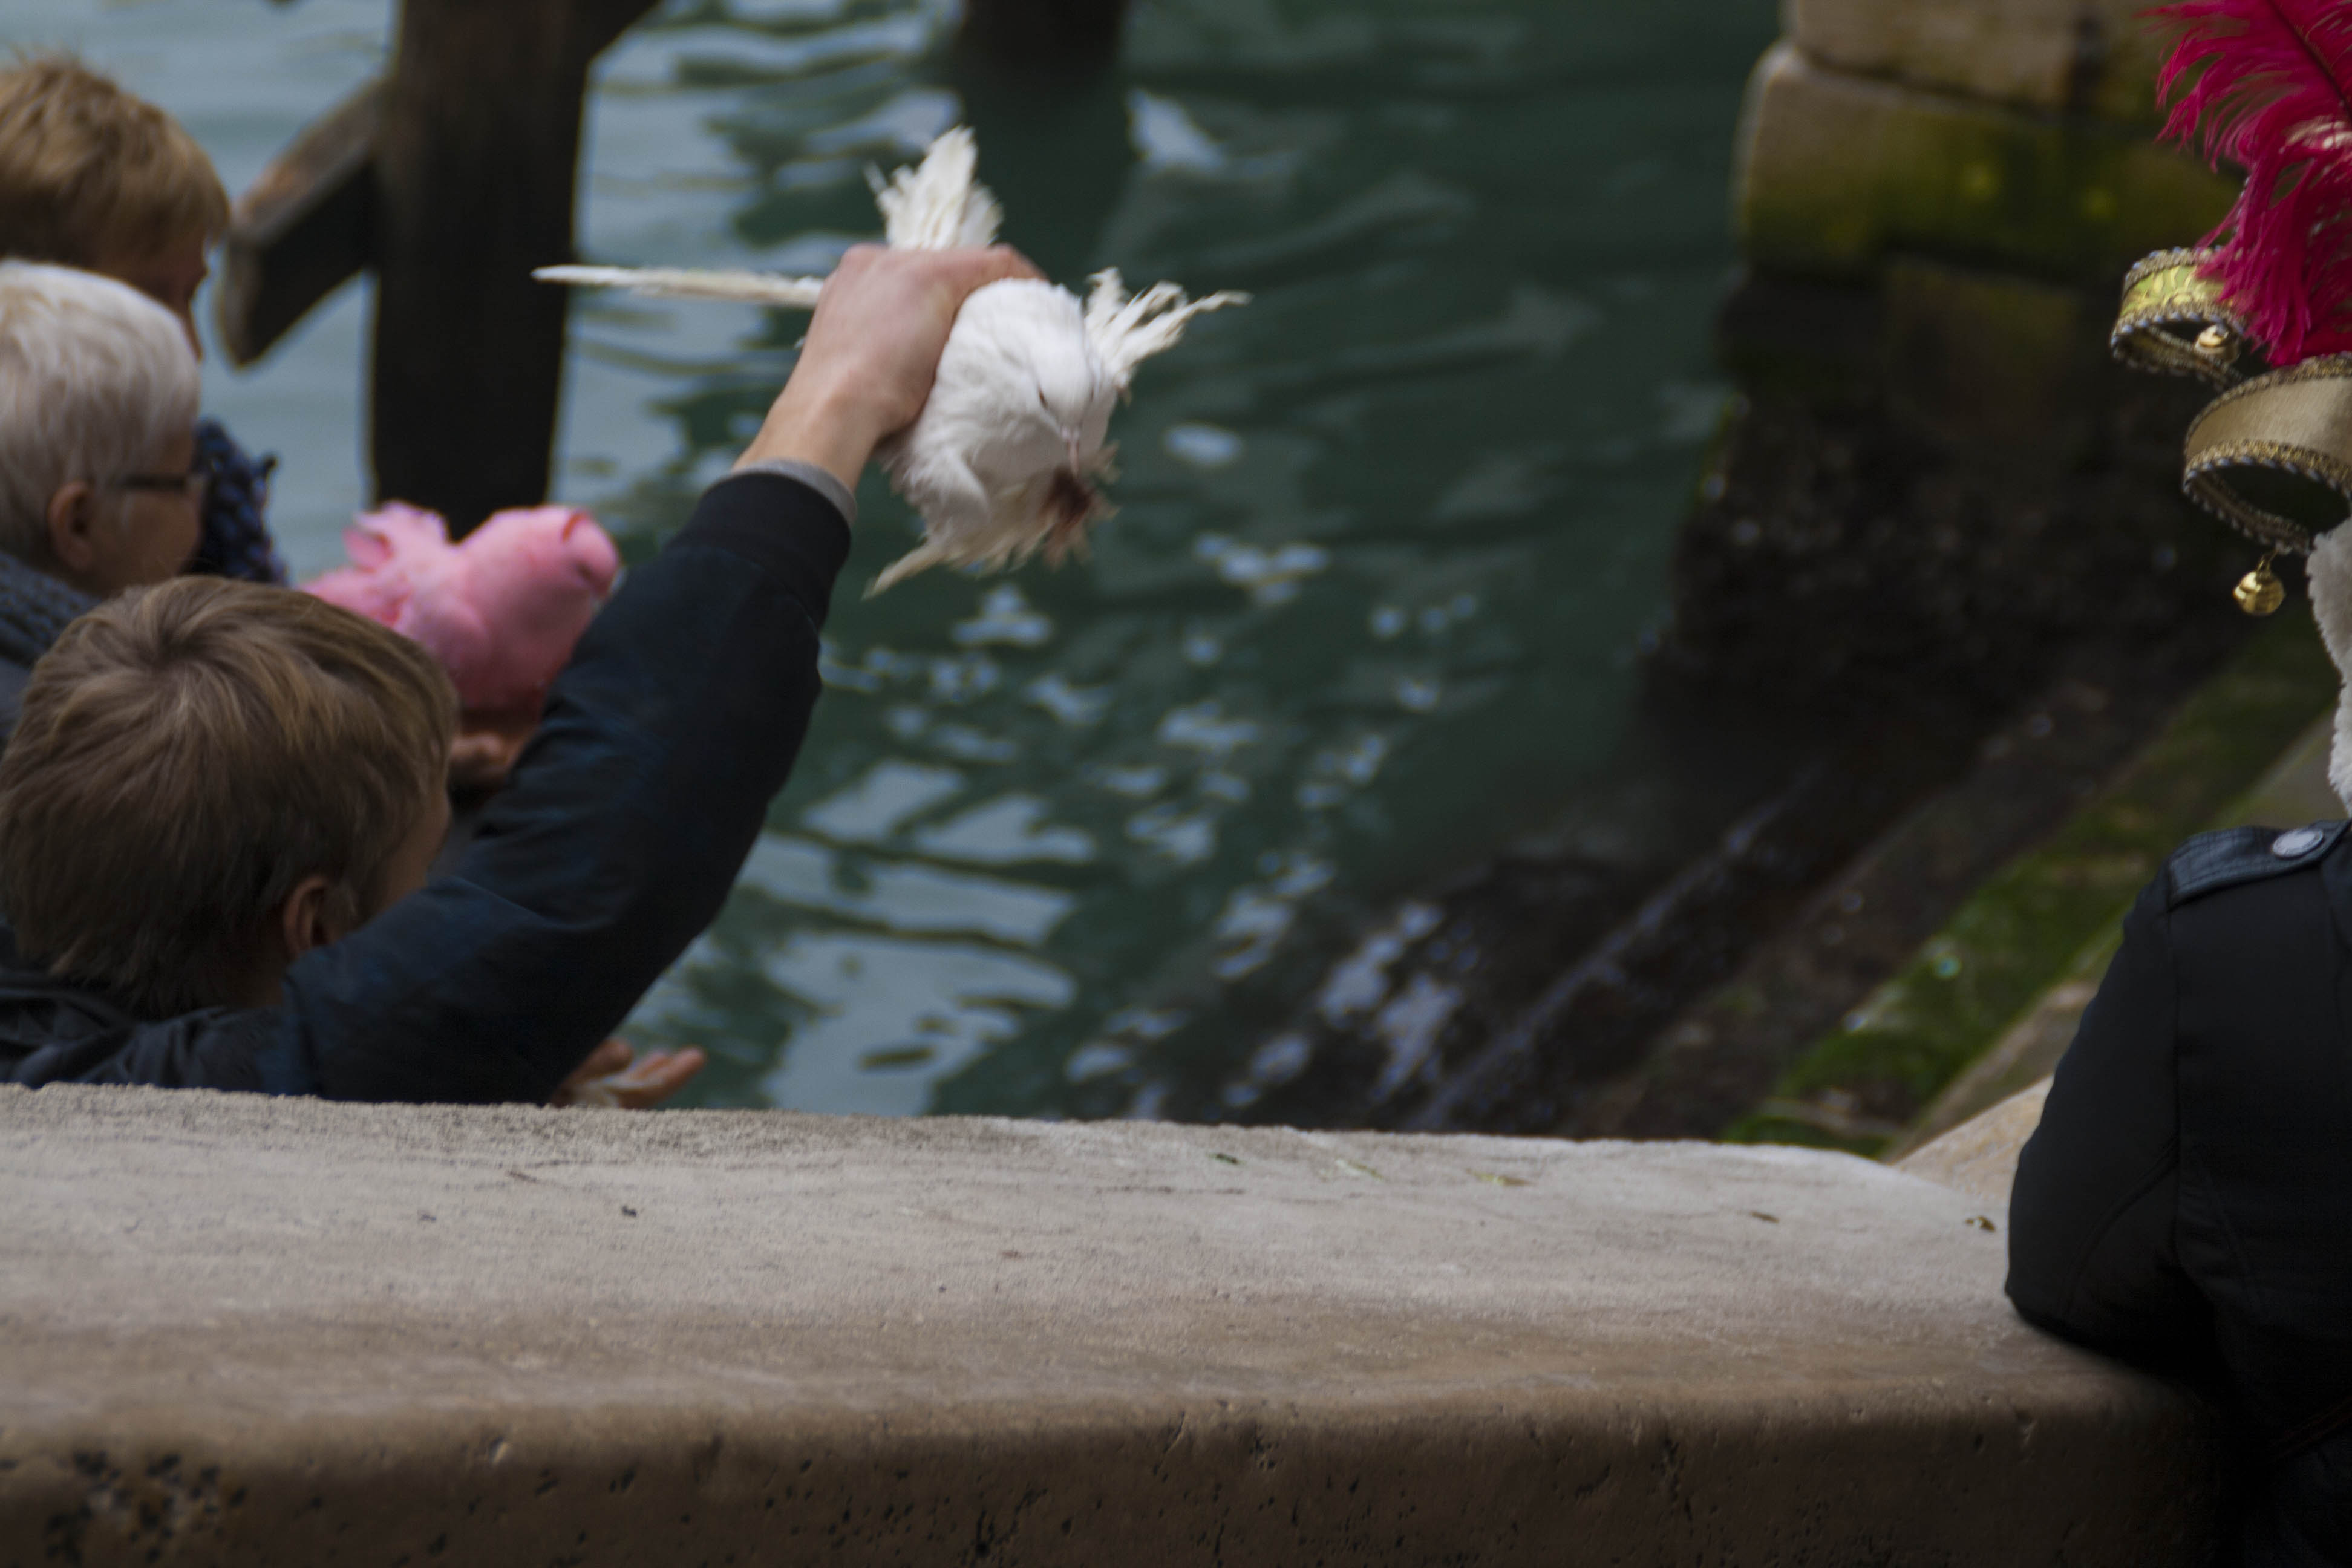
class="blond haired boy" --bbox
[0,53,283,583]
[0,244,1036,1101]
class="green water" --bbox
[12,0,1779,1116]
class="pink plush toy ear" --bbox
[304,503,455,629]
[342,529,392,570]
[345,503,450,567]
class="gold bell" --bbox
[2196,324,2233,353]
[2235,555,2286,616]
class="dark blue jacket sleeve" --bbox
[260,472,850,1102]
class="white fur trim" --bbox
[2304,523,2352,811]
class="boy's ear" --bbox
[44,482,100,575]
[278,874,345,965]
[229,874,347,1011]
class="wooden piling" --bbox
[371,0,652,532]
[959,0,1129,66]
[214,80,381,370]
[218,0,656,531]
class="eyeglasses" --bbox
[108,466,210,506]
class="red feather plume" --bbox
[2157,0,2352,362]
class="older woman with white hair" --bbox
[0,260,203,733]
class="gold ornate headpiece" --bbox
[2112,248,2251,387]
[2114,248,2352,616]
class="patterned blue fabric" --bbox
[190,418,288,586]
[0,549,93,670]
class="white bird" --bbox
[538,128,1247,592]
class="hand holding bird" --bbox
[539,127,1247,590]
[735,242,1044,488]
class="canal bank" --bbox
[1235,0,2339,1146]
[9,0,2328,1144]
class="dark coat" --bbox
[0,471,848,1103]
[2009,821,2352,1567]
[0,550,93,745]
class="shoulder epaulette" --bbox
[2166,820,2349,907]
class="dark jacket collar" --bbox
[0,920,279,1094]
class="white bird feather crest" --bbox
[871,126,1002,250]
[537,126,1246,591]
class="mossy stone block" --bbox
[1738,44,2233,289]
[1789,0,2168,123]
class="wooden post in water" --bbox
[218,0,658,534]
[959,0,1129,66]
[214,82,382,369]
[371,0,657,532]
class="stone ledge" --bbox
[1896,1079,2052,1206]
[0,1085,2218,1566]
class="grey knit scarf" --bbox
[0,553,94,670]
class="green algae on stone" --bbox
[1892,923,2123,1156]
[1890,711,2341,1152]
[1737,44,2234,289]
[1727,608,2337,1155]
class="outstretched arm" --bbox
[265,246,1038,1103]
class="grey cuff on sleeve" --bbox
[725,459,857,528]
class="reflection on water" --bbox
[11,0,1777,1117]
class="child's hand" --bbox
[446,704,541,794]
[447,729,523,792]
[550,1038,707,1109]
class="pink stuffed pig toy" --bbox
[304,502,621,713]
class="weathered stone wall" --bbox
[1230,0,2282,1149]
[1675,3,2246,704]
[1788,0,2167,121]
[0,1084,2219,1566]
